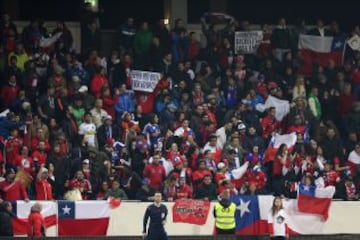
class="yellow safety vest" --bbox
[214,202,236,230]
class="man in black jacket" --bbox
[0,201,13,237]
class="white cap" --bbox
[83,159,90,164]
[72,75,80,82]
[105,115,112,121]
[78,85,88,93]
[238,123,246,130]
[217,162,226,170]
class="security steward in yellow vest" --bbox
[213,190,236,234]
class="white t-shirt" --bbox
[268,209,287,237]
[79,122,97,147]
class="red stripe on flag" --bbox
[236,220,269,235]
[297,194,331,220]
[58,218,109,236]
[12,214,57,235]
[298,49,343,74]
[235,220,300,236]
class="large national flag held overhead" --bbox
[298,34,346,74]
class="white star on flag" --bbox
[303,185,310,191]
[334,41,342,48]
[236,199,251,217]
[62,205,71,215]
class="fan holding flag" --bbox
[297,175,335,221]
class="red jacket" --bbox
[0,179,28,201]
[143,163,166,190]
[5,137,22,165]
[31,150,48,167]
[176,184,192,199]
[27,212,45,237]
[244,169,267,190]
[30,138,51,152]
[261,114,281,138]
[91,74,109,98]
[36,179,53,200]
[102,95,116,118]
[0,83,20,108]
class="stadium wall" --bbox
[25,199,360,237]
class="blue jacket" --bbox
[115,91,135,114]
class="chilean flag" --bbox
[12,201,57,236]
[231,195,327,235]
[58,200,110,236]
[264,132,297,162]
[298,34,346,74]
[297,183,335,221]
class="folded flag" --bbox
[58,200,111,236]
[298,34,346,74]
[12,201,57,236]
[297,183,335,221]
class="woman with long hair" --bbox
[268,196,289,239]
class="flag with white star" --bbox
[230,195,263,235]
[298,34,346,74]
[57,200,111,236]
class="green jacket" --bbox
[308,93,322,119]
[106,188,128,200]
[134,30,153,55]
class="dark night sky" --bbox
[15,0,357,31]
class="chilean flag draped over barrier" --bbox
[12,201,57,235]
[230,195,327,235]
[298,34,346,74]
[58,200,111,236]
[297,183,335,221]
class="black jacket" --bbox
[0,202,13,236]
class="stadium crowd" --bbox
[1,5,360,204]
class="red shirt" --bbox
[176,184,192,199]
[0,180,28,201]
[166,150,181,164]
[215,172,226,185]
[0,83,20,108]
[324,170,339,187]
[351,68,360,84]
[272,155,290,176]
[261,114,281,138]
[244,170,267,190]
[30,138,51,152]
[143,163,166,190]
[5,137,22,165]
[70,179,92,200]
[31,151,48,167]
[135,91,155,114]
[102,95,116,118]
[27,212,45,237]
[15,155,34,174]
[191,169,212,186]
[36,179,53,200]
[91,74,109,98]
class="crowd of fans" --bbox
[1,6,360,203]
